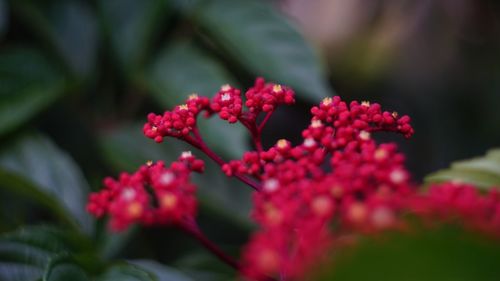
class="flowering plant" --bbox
[87,78,500,281]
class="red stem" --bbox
[188,127,262,191]
[181,218,240,270]
[258,111,274,133]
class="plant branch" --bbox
[181,218,240,270]
[188,127,262,191]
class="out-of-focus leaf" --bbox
[97,226,139,260]
[0,48,66,136]
[0,263,41,281]
[314,226,500,281]
[175,252,234,281]
[425,148,500,189]
[99,0,168,73]
[0,226,92,281]
[0,134,93,233]
[13,0,98,78]
[0,0,8,39]
[99,124,252,226]
[129,260,193,281]
[98,264,157,281]
[43,256,90,281]
[144,41,247,158]
[146,41,235,105]
[189,0,332,102]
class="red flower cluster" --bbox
[245,77,295,113]
[87,153,204,231]
[143,94,210,143]
[236,97,415,279]
[88,78,499,281]
[211,84,243,123]
[410,182,500,236]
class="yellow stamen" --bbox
[322,97,332,106]
[276,139,288,149]
[311,120,323,128]
[127,202,143,218]
[359,131,371,141]
[272,84,282,93]
[160,193,177,210]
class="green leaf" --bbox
[98,264,157,281]
[190,0,332,102]
[43,256,90,281]
[99,0,169,73]
[425,148,500,189]
[145,41,235,105]
[0,263,41,281]
[99,124,252,227]
[97,226,139,260]
[129,260,193,281]
[0,48,66,136]
[13,0,98,78]
[0,0,8,39]
[314,226,500,281]
[175,252,234,281]
[144,41,248,158]
[0,226,92,281]
[0,134,93,233]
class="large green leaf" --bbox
[144,41,247,158]
[174,252,235,281]
[0,134,93,232]
[129,260,193,281]
[12,0,98,78]
[187,0,332,102]
[0,48,66,136]
[98,264,157,281]
[425,148,500,189]
[0,226,92,281]
[43,256,90,281]
[314,226,500,281]
[99,0,169,74]
[99,124,252,226]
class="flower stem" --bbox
[188,127,262,191]
[258,111,274,133]
[181,218,239,270]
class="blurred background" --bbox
[0,0,499,280]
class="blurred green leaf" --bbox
[129,260,193,281]
[144,41,247,158]
[13,0,98,78]
[0,226,92,281]
[99,124,252,226]
[0,263,41,281]
[0,0,8,39]
[99,0,168,74]
[425,148,500,189]
[98,264,157,281]
[190,0,332,102]
[43,256,90,281]
[146,41,236,105]
[96,225,139,261]
[0,48,66,136]
[315,226,500,281]
[175,252,234,281]
[0,134,93,233]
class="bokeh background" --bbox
[0,0,499,280]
